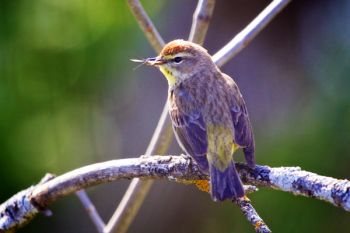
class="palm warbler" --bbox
[132,39,255,201]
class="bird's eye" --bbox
[173,57,183,63]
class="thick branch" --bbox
[236,164,350,211]
[188,0,216,44]
[1,155,349,232]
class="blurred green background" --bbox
[1,0,349,232]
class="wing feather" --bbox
[224,74,255,167]
[171,109,209,172]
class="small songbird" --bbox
[132,39,255,201]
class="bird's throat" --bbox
[159,67,177,86]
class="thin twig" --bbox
[235,197,271,233]
[1,155,349,232]
[76,1,168,229]
[127,0,165,52]
[188,0,216,44]
[76,190,105,233]
[104,179,152,233]
[105,1,170,232]
[212,0,292,66]
[105,104,173,233]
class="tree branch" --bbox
[127,0,165,53]
[106,1,172,232]
[212,0,292,66]
[76,190,105,233]
[1,155,349,232]
[188,0,216,44]
[235,197,271,233]
[236,163,350,211]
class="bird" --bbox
[132,39,255,201]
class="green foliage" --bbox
[0,0,162,191]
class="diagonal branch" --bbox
[1,155,349,232]
[212,0,292,66]
[127,0,165,52]
[105,103,173,233]
[188,0,216,44]
[105,1,171,232]
[235,197,271,233]
[77,0,169,231]
[76,191,105,233]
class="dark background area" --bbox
[1,0,349,232]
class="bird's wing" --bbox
[230,95,254,147]
[170,108,209,172]
[224,74,255,166]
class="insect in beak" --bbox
[130,56,166,67]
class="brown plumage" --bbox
[134,39,255,201]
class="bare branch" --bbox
[0,186,38,232]
[212,0,292,67]
[0,156,199,232]
[106,103,174,233]
[76,190,105,233]
[77,0,169,230]
[107,1,170,230]
[179,180,268,232]
[189,0,216,45]
[1,155,349,232]
[104,179,152,233]
[236,164,350,211]
[127,0,165,53]
[235,197,271,233]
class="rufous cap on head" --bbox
[160,39,208,56]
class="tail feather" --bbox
[209,161,244,201]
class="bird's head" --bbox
[132,39,215,87]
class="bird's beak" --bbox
[130,56,166,66]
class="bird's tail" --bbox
[209,161,244,201]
